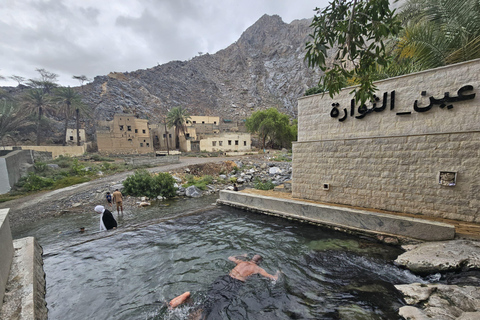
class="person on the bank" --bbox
[94,205,117,230]
[112,189,124,214]
[169,254,279,318]
[233,183,239,191]
[106,191,112,207]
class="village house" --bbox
[65,128,86,145]
[97,114,153,154]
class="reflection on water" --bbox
[13,195,424,319]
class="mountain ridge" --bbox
[80,14,322,123]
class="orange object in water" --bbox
[169,291,191,309]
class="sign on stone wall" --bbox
[330,85,475,122]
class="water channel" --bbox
[12,194,430,320]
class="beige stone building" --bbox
[182,116,251,152]
[65,128,86,145]
[97,114,153,154]
[293,59,480,223]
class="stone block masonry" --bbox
[294,59,480,223]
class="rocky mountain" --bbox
[81,14,322,122]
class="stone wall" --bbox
[293,59,480,222]
[0,209,14,311]
[0,150,35,194]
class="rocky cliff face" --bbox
[81,15,322,123]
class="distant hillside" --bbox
[80,14,322,123]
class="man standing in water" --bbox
[112,188,124,215]
[169,254,280,318]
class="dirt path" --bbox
[1,156,252,228]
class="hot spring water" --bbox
[12,195,428,319]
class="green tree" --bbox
[166,107,191,149]
[305,0,401,105]
[27,68,58,94]
[246,108,296,150]
[22,88,54,146]
[53,86,86,146]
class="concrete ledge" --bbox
[0,208,14,311]
[0,237,47,320]
[217,190,455,241]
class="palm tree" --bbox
[54,86,84,146]
[395,0,480,70]
[166,107,191,149]
[22,88,53,146]
[0,99,28,145]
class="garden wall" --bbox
[293,59,480,222]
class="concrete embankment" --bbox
[0,209,47,320]
[216,190,455,242]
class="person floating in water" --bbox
[94,205,117,230]
[169,254,280,318]
[106,191,112,207]
[112,189,124,214]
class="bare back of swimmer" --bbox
[169,254,279,311]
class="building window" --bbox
[142,129,146,134]
[228,140,232,145]
[214,121,217,125]
[146,143,150,147]
[219,141,223,146]
[193,121,196,124]
[135,129,138,133]
[244,141,247,146]
[140,143,144,147]
[235,140,239,145]
[119,125,124,131]
[186,133,190,138]
[128,138,132,142]
[169,134,172,138]
[212,141,217,146]
[202,121,205,124]
[163,134,166,138]
[70,136,74,141]
[127,126,132,131]
[143,140,146,142]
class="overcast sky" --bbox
[0,0,330,87]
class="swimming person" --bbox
[170,254,279,318]
[94,205,117,230]
[112,189,124,214]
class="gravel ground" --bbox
[0,155,267,229]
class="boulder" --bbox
[269,167,281,175]
[395,240,480,273]
[139,202,151,207]
[185,185,202,198]
[396,283,480,320]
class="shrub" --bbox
[182,175,214,191]
[21,172,54,191]
[254,178,275,190]
[34,161,48,173]
[123,169,176,199]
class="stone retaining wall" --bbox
[217,190,455,242]
[0,209,14,311]
[294,59,480,222]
